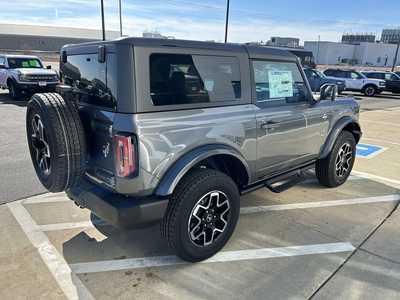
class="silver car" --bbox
[26,38,362,262]
[0,54,59,99]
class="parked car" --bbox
[0,54,59,99]
[323,68,385,96]
[303,68,345,93]
[362,71,400,94]
[26,38,361,262]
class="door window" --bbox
[252,61,309,105]
[0,57,5,65]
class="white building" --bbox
[266,37,300,48]
[142,31,175,39]
[305,41,400,67]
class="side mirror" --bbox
[320,84,337,101]
[46,65,52,69]
[61,51,67,64]
[0,64,6,69]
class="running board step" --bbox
[265,165,313,193]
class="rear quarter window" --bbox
[61,54,115,109]
[149,53,242,106]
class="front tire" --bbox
[161,168,240,262]
[8,81,22,100]
[363,85,377,97]
[316,131,356,187]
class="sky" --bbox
[0,0,399,43]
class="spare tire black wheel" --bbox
[26,93,86,192]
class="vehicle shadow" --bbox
[342,92,400,100]
[62,221,174,266]
[0,92,29,107]
[59,177,400,298]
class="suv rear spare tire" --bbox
[161,168,240,262]
[26,93,86,192]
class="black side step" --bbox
[265,164,314,193]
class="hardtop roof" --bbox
[62,37,297,61]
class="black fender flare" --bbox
[155,144,251,196]
[6,77,17,87]
[319,116,362,159]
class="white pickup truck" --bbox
[0,54,59,100]
[323,68,385,97]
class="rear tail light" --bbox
[114,135,137,177]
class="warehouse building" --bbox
[0,24,120,52]
[266,37,300,48]
[305,41,400,67]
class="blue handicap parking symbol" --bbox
[356,143,384,158]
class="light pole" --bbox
[100,0,106,41]
[224,0,230,43]
[119,0,123,36]
[392,40,400,72]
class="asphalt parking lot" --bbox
[0,89,399,299]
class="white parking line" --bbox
[361,120,400,127]
[38,194,400,232]
[240,194,400,214]
[70,242,355,274]
[23,194,71,204]
[39,220,108,232]
[39,218,109,232]
[352,170,400,188]
[7,201,95,300]
[362,137,400,147]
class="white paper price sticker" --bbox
[268,70,293,98]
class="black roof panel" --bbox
[63,37,296,61]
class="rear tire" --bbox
[161,168,240,262]
[316,131,356,187]
[26,93,86,192]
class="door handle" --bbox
[260,120,280,129]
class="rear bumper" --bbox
[66,177,169,229]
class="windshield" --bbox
[354,71,366,79]
[392,72,400,80]
[7,57,43,69]
[314,70,326,78]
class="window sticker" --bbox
[204,79,214,92]
[268,70,293,98]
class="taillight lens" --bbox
[114,135,136,177]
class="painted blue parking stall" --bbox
[356,143,386,158]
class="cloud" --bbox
[0,0,395,43]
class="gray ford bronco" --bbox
[26,38,361,262]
